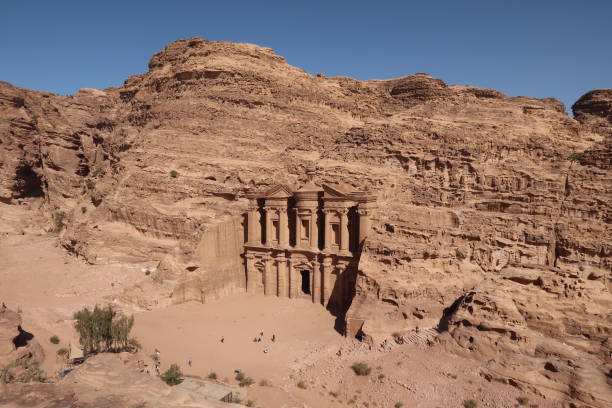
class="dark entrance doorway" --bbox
[300,270,311,295]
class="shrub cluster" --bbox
[0,358,47,384]
[73,305,137,356]
[351,362,372,376]
[161,364,183,386]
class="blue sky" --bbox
[1,1,610,113]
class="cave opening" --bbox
[14,163,44,198]
[12,326,34,348]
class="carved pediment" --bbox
[262,184,293,198]
[322,183,354,199]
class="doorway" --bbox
[300,270,311,295]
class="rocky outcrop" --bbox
[439,265,611,407]
[0,37,610,406]
[0,307,44,381]
[0,353,228,407]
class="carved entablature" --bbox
[243,182,376,311]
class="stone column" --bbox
[264,255,272,296]
[288,257,295,298]
[339,208,350,254]
[295,209,302,248]
[247,200,260,245]
[337,264,346,307]
[312,259,320,304]
[279,208,289,247]
[323,210,332,251]
[322,257,333,305]
[357,208,371,245]
[245,252,256,294]
[277,255,287,297]
[264,207,274,246]
[309,209,318,250]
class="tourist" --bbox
[263,347,269,354]
[221,336,224,343]
[188,358,192,367]
[272,334,276,342]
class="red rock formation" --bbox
[0,37,610,406]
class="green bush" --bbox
[207,372,218,380]
[351,362,372,376]
[378,373,385,380]
[394,403,404,408]
[57,348,68,356]
[245,401,255,407]
[169,170,178,178]
[235,371,245,381]
[49,335,60,344]
[463,400,477,408]
[329,390,339,398]
[239,377,253,387]
[161,364,183,386]
[297,380,307,389]
[259,378,270,386]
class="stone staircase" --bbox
[401,328,439,347]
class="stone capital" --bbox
[356,208,371,216]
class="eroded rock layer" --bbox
[0,37,610,406]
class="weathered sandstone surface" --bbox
[0,37,610,406]
[0,352,228,407]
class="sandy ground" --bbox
[0,223,557,407]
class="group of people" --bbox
[217,331,277,353]
[251,331,276,343]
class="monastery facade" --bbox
[244,183,375,312]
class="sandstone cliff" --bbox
[0,37,610,407]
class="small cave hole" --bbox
[12,326,34,348]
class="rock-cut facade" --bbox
[244,183,375,313]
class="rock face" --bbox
[0,37,610,406]
[0,306,43,372]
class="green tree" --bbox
[73,305,136,356]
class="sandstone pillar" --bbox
[245,252,256,294]
[312,260,320,304]
[264,207,274,246]
[264,255,272,296]
[336,263,347,307]
[357,208,371,246]
[323,210,332,251]
[322,257,333,305]
[277,255,287,297]
[247,200,260,245]
[309,209,318,250]
[288,257,295,298]
[339,209,350,255]
[295,209,302,248]
[279,208,289,247]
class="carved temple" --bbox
[244,183,375,312]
